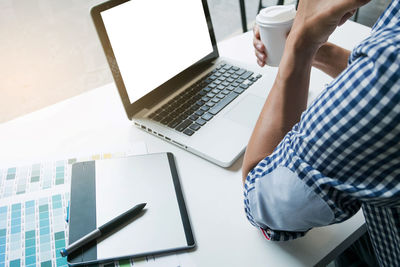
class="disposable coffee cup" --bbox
[256,5,296,67]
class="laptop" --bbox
[91,0,270,167]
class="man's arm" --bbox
[313,42,351,78]
[243,0,369,181]
[243,29,315,180]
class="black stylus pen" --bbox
[60,203,146,257]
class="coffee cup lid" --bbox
[256,5,296,26]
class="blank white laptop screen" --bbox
[101,0,214,104]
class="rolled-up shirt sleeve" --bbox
[246,166,334,232]
[243,126,361,241]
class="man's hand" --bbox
[290,0,369,50]
[253,24,351,78]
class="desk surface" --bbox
[0,21,371,267]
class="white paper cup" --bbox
[256,5,296,67]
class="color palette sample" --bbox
[0,152,133,267]
[2,168,16,198]
[0,206,7,266]
[52,195,67,267]
[25,200,36,267]
[0,161,68,200]
[9,203,22,266]
[0,194,69,267]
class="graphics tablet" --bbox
[67,153,195,265]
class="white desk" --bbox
[0,21,371,267]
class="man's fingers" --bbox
[344,0,370,10]
[253,24,266,67]
[253,24,265,52]
[338,10,356,26]
[333,0,370,17]
[253,37,265,52]
[253,24,260,38]
[255,49,266,62]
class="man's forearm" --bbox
[242,33,318,180]
[313,42,351,78]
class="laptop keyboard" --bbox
[148,62,262,136]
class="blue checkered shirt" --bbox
[244,1,400,266]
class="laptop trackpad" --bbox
[225,94,264,128]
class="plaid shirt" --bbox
[244,1,400,266]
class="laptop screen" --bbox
[101,0,214,104]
